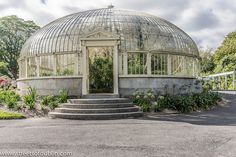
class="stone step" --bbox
[61,103,134,109]
[49,112,143,120]
[68,98,131,104]
[82,94,120,99]
[55,107,139,114]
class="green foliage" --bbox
[0,110,25,119]
[155,95,175,112]
[213,31,236,73]
[155,92,222,113]
[0,89,20,109]
[89,56,113,93]
[48,100,59,110]
[23,87,37,110]
[202,80,213,92]
[58,89,68,103]
[173,95,197,113]
[40,90,68,110]
[41,95,59,110]
[62,69,73,76]
[133,89,155,112]
[192,92,222,110]
[14,104,22,111]
[0,62,8,77]
[0,15,40,79]
[199,48,215,75]
[128,54,147,74]
[41,95,54,107]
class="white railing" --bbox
[203,71,235,90]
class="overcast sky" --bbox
[0,0,235,50]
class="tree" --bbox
[0,61,8,77]
[199,48,215,75]
[213,31,236,73]
[0,15,40,79]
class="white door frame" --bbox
[80,34,119,95]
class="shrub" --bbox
[23,87,37,110]
[192,92,222,110]
[41,94,60,110]
[155,95,175,112]
[41,95,55,107]
[58,90,68,103]
[48,100,59,110]
[0,78,11,89]
[173,95,197,113]
[133,89,155,112]
[14,104,22,111]
[155,91,222,113]
[0,89,20,109]
[5,97,19,109]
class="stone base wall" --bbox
[17,76,82,97]
[17,76,202,97]
[118,77,202,97]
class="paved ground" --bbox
[0,93,236,157]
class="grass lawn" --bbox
[0,110,25,120]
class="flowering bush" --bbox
[155,92,222,113]
[133,89,155,112]
[133,89,222,113]
[0,78,11,89]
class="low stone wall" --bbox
[17,76,82,97]
[118,76,202,97]
[17,76,202,97]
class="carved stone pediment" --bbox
[85,30,119,39]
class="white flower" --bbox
[158,96,164,100]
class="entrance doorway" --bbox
[87,47,114,93]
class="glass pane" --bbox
[151,54,168,75]
[127,52,147,75]
[171,55,185,76]
[56,54,76,76]
[27,57,37,77]
[39,55,54,76]
[19,59,26,78]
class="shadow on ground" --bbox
[141,93,236,126]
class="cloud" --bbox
[0,0,235,50]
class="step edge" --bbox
[56,107,139,111]
[49,111,143,116]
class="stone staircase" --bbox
[49,96,143,120]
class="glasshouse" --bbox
[17,7,201,97]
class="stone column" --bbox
[25,58,28,78]
[147,52,151,75]
[81,42,88,95]
[53,54,57,76]
[36,56,40,77]
[74,53,79,75]
[167,54,171,75]
[123,51,128,75]
[113,44,119,94]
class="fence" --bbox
[203,71,235,90]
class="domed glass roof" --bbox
[20,8,199,57]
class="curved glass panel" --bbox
[20,8,199,57]
[19,8,199,79]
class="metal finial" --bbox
[108,4,114,9]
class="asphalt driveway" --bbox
[0,93,236,157]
